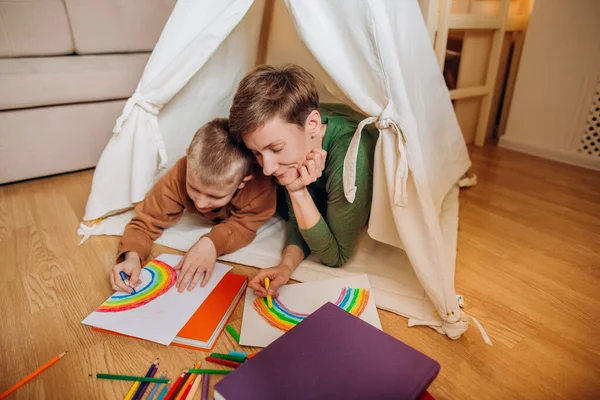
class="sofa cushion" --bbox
[0,0,74,58]
[0,53,149,110]
[0,100,125,184]
[64,0,175,54]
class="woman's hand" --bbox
[286,148,327,193]
[248,264,294,298]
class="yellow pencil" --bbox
[123,381,140,400]
[265,277,273,309]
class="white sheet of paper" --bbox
[82,254,231,345]
[240,274,381,347]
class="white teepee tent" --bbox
[79,0,490,344]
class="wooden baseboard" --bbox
[498,136,600,171]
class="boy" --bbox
[110,118,276,293]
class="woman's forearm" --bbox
[280,244,305,272]
[287,188,321,229]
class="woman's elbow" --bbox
[323,250,351,268]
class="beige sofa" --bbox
[0,0,176,184]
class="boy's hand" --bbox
[110,252,142,293]
[286,148,327,193]
[248,264,294,298]
[174,237,217,292]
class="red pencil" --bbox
[179,379,194,399]
[205,356,241,369]
[163,372,185,400]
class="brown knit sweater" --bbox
[117,156,276,261]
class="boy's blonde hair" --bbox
[187,118,252,185]
[229,64,320,142]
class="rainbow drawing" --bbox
[253,287,370,331]
[96,260,177,312]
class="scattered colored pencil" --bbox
[265,277,273,308]
[247,352,259,359]
[132,359,158,400]
[185,374,202,400]
[124,382,140,400]
[147,372,168,400]
[200,374,210,400]
[209,352,246,363]
[156,385,169,400]
[225,324,240,342]
[228,350,247,359]
[92,374,170,384]
[163,372,185,400]
[174,363,200,400]
[180,383,193,400]
[0,351,67,400]
[169,372,190,400]
[205,356,241,369]
[184,369,231,375]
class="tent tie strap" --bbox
[113,92,161,134]
[441,312,493,346]
[112,91,168,169]
[343,101,409,207]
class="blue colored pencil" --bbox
[131,359,158,400]
[147,373,167,400]
[119,270,137,294]
[133,365,157,400]
[156,385,169,400]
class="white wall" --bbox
[500,0,600,170]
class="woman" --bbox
[229,64,378,297]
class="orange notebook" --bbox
[93,272,247,352]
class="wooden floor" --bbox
[1,145,599,399]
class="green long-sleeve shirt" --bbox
[285,103,379,267]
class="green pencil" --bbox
[91,373,170,383]
[210,353,246,363]
[226,324,240,342]
[184,369,231,375]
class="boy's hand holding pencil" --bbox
[110,251,142,293]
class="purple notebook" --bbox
[214,302,440,400]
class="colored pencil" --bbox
[147,372,168,400]
[265,277,273,308]
[124,382,140,400]
[0,351,66,400]
[228,350,247,359]
[132,359,158,400]
[93,374,170,384]
[156,385,169,400]
[163,372,185,400]
[119,270,137,294]
[169,372,190,400]
[205,356,241,369]
[185,373,202,400]
[209,352,245,363]
[184,369,231,375]
[174,363,200,400]
[200,374,210,400]
[247,352,259,359]
[225,324,240,342]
